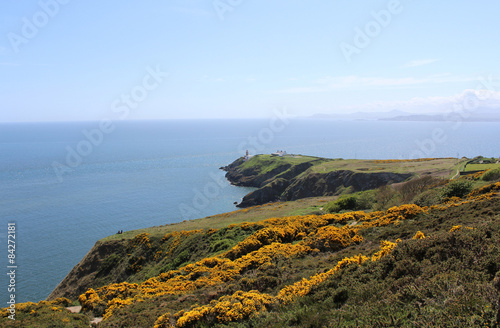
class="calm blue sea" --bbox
[0,119,498,304]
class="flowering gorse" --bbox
[76,182,500,325]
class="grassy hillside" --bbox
[237,155,461,178]
[237,155,324,175]
[310,157,461,176]
[2,163,499,328]
[225,155,464,208]
[102,196,338,242]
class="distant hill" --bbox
[307,108,500,122]
[381,108,500,122]
[306,110,411,120]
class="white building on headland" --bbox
[244,150,253,161]
[271,150,287,157]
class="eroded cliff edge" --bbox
[48,239,128,301]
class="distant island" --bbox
[305,108,500,122]
[2,154,499,327]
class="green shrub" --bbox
[482,168,500,181]
[324,196,358,213]
[412,189,441,207]
[210,239,233,253]
[324,191,377,213]
[400,176,442,202]
[355,191,375,210]
[441,180,473,199]
[373,185,398,211]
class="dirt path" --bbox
[65,306,102,326]
[91,317,103,325]
[66,305,82,313]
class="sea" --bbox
[0,118,498,305]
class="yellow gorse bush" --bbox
[102,297,136,320]
[130,233,151,249]
[303,225,363,251]
[80,205,427,321]
[276,253,369,304]
[77,184,500,324]
[449,225,475,233]
[174,290,275,327]
[371,240,398,261]
[155,241,394,328]
[412,231,425,239]
[0,298,71,318]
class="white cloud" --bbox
[198,75,226,82]
[346,89,500,114]
[402,59,440,68]
[276,74,476,94]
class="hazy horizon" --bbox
[1,1,500,122]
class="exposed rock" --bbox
[237,178,290,207]
[282,170,412,201]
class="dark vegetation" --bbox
[483,168,500,181]
[323,174,480,214]
[98,189,500,328]
[245,223,500,328]
[0,298,89,328]
[468,156,499,165]
[49,224,260,301]
[2,159,500,327]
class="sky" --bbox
[1,0,500,122]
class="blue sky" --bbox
[1,0,499,122]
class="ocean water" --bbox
[0,119,498,304]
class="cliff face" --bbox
[47,225,258,302]
[48,240,128,301]
[221,158,315,188]
[282,170,413,201]
[222,155,412,207]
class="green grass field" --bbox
[465,163,500,171]
[311,157,462,177]
[243,155,464,178]
[238,154,324,174]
